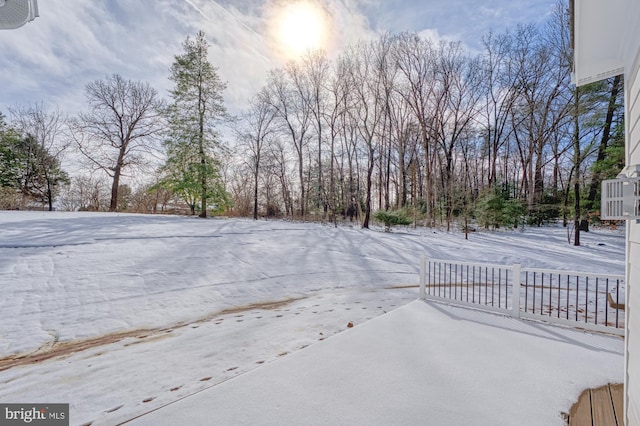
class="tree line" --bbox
[232,4,623,243]
[0,4,625,244]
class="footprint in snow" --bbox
[105,405,123,413]
[142,397,155,403]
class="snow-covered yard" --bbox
[0,212,626,425]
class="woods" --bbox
[0,7,625,240]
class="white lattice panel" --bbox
[601,178,640,219]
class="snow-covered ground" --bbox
[0,212,626,425]
[129,300,624,426]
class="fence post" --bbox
[511,264,521,318]
[419,257,426,300]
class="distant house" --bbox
[572,1,640,424]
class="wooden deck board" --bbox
[610,384,624,425]
[570,389,592,426]
[591,386,617,425]
[569,383,624,426]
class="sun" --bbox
[272,1,330,59]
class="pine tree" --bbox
[0,114,22,190]
[1,113,69,209]
[166,31,228,218]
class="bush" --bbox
[475,189,524,230]
[374,210,412,232]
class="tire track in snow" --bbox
[0,298,303,372]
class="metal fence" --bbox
[419,258,625,335]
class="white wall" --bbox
[574,2,640,423]
[626,58,640,426]
[623,4,640,422]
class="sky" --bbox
[0,211,625,424]
[0,0,559,118]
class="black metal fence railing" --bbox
[521,269,623,329]
[420,258,625,335]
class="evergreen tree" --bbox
[166,31,228,218]
[0,114,22,191]
[475,187,524,230]
[0,117,69,210]
[17,135,69,209]
[157,139,231,215]
[587,116,625,215]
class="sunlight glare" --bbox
[274,1,329,58]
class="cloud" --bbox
[0,0,554,119]
[361,0,555,49]
[417,28,459,45]
[0,0,374,117]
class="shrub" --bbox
[475,189,524,230]
[374,210,412,232]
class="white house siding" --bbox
[574,2,640,423]
[627,56,640,426]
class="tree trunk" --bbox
[330,136,337,227]
[574,182,580,246]
[253,161,259,220]
[47,182,53,211]
[385,136,391,211]
[110,165,121,212]
[573,88,581,246]
[45,170,54,212]
[363,146,375,229]
[199,154,207,218]
[298,148,305,219]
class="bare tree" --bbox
[432,41,483,230]
[58,175,110,211]
[509,24,571,215]
[264,66,312,218]
[324,55,353,225]
[478,31,523,189]
[347,36,394,228]
[70,74,164,211]
[393,32,438,225]
[238,89,277,219]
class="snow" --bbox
[129,301,624,426]
[0,211,626,425]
